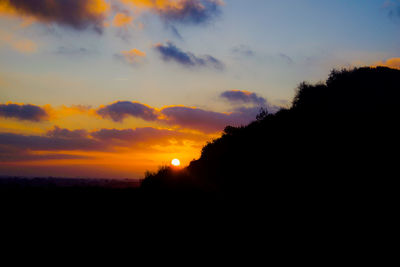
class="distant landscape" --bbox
[0,176,140,189]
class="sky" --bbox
[1,0,400,179]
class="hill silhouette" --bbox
[2,66,398,216]
[141,67,399,206]
[2,67,398,249]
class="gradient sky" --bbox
[1,0,400,179]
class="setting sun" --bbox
[171,158,181,167]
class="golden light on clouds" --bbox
[113,12,134,27]
[0,29,37,53]
[121,48,146,64]
[121,0,224,13]
[121,0,183,10]
[0,0,110,31]
[0,2,17,16]
[0,0,110,18]
[86,0,110,15]
[375,58,400,70]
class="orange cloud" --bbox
[55,105,93,118]
[121,0,180,9]
[0,29,37,53]
[112,12,134,27]
[115,48,147,65]
[121,0,224,24]
[375,57,400,70]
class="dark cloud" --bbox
[46,126,88,139]
[0,126,205,162]
[0,103,49,121]
[154,42,224,69]
[156,0,222,25]
[0,0,109,32]
[92,127,171,142]
[0,150,90,162]
[160,106,258,133]
[91,127,202,146]
[0,132,104,151]
[220,90,283,114]
[97,101,158,122]
[96,98,262,133]
[169,25,183,40]
[220,90,266,106]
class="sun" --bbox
[171,158,181,167]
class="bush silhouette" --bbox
[141,67,399,204]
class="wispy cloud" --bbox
[114,48,146,65]
[154,42,224,69]
[55,46,93,56]
[279,53,294,64]
[112,12,133,27]
[220,90,283,114]
[220,90,266,106]
[231,45,254,57]
[0,29,37,53]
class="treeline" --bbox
[141,67,400,204]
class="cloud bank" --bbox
[0,126,205,161]
[97,99,263,133]
[0,93,274,133]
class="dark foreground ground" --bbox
[0,176,140,201]
[0,67,397,261]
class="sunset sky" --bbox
[1,0,400,179]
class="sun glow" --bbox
[171,158,181,167]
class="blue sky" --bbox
[1,0,399,107]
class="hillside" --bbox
[141,67,400,203]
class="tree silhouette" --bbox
[141,67,400,204]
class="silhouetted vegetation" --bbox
[141,67,400,205]
[2,67,398,213]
